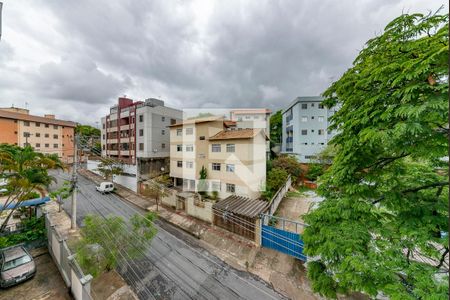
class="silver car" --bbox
[0,245,36,288]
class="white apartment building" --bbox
[281,96,338,162]
[169,116,267,199]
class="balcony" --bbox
[120,124,134,131]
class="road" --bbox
[49,171,286,300]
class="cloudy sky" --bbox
[0,0,446,125]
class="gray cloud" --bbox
[0,0,446,125]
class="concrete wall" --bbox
[161,189,177,208]
[186,196,213,223]
[112,174,137,192]
[87,159,137,192]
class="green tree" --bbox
[262,167,288,200]
[303,12,448,299]
[272,154,302,182]
[49,180,72,212]
[269,110,282,155]
[75,213,157,277]
[75,124,101,137]
[141,175,170,211]
[96,159,123,182]
[304,163,325,182]
[198,165,208,196]
[0,144,63,231]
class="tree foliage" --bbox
[96,160,123,182]
[270,110,282,145]
[76,213,157,277]
[303,12,448,299]
[262,167,289,200]
[0,144,63,231]
[272,154,302,182]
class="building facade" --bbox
[169,116,267,199]
[0,107,76,163]
[281,96,337,162]
[230,109,271,155]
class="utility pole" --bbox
[71,135,78,230]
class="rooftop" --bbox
[0,108,77,127]
[209,128,263,140]
[169,115,224,127]
[282,96,324,114]
[212,195,269,218]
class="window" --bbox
[102,134,105,139]
[139,115,144,122]
[139,143,144,150]
[311,129,315,133]
[212,181,220,191]
[186,161,193,168]
[102,145,105,150]
[327,130,332,135]
[245,116,251,119]
[301,103,307,109]
[53,134,58,139]
[311,103,315,107]
[53,144,58,148]
[301,116,308,122]
[186,128,193,135]
[176,129,182,136]
[36,143,40,148]
[139,129,144,136]
[171,119,176,125]
[177,144,182,152]
[212,163,221,171]
[162,143,166,149]
[226,144,235,152]
[226,164,235,172]
[35,133,40,137]
[318,129,324,135]
[311,116,315,120]
[186,144,194,152]
[45,133,49,138]
[45,144,49,148]
[177,161,183,168]
[301,130,307,135]
[45,124,49,128]
[103,123,105,129]
[23,132,30,137]
[199,136,205,140]
[226,183,235,193]
[24,121,30,126]
[161,129,165,135]
[53,125,58,129]
[211,144,221,152]
[162,116,165,122]
[318,116,324,122]
[35,122,40,127]
[318,103,324,109]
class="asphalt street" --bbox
[49,171,286,300]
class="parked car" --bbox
[96,182,114,194]
[0,245,36,288]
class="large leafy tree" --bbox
[303,12,448,299]
[0,144,64,231]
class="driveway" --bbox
[0,250,71,300]
[50,171,286,300]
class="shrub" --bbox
[262,167,289,200]
[305,163,325,181]
[272,155,302,181]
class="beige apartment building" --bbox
[0,107,76,163]
[169,116,267,199]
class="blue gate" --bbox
[260,214,307,261]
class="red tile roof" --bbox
[0,110,77,127]
[209,128,261,140]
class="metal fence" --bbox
[45,213,93,300]
[264,175,291,222]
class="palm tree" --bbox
[0,144,64,231]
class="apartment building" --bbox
[169,116,267,199]
[230,109,271,155]
[281,96,338,162]
[0,107,76,163]
[100,97,182,178]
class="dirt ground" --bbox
[91,270,138,300]
[0,250,71,300]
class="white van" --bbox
[96,182,114,194]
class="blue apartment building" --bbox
[281,96,337,162]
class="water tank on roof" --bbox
[145,98,164,107]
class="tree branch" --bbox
[366,153,410,170]
[372,181,448,204]
[436,247,449,269]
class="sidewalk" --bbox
[78,169,322,300]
